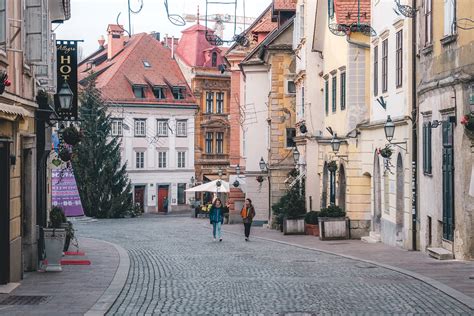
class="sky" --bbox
[56,0,272,59]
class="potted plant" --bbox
[327,160,338,173]
[272,182,306,235]
[43,206,67,272]
[304,211,320,236]
[62,126,82,146]
[461,113,474,138]
[318,205,349,240]
[380,145,392,159]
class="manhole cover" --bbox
[0,295,50,305]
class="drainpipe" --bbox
[411,0,418,251]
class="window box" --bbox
[421,44,433,56]
[440,34,457,46]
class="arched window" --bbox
[211,52,217,67]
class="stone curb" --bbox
[84,238,130,316]
[223,228,474,311]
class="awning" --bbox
[0,104,28,121]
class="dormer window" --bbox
[172,87,185,100]
[153,87,165,99]
[133,85,146,98]
[211,52,217,67]
[143,60,151,68]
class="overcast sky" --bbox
[56,0,272,59]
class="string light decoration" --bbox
[393,0,416,18]
[455,18,474,31]
[327,0,376,37]
[205,0,240,46]
[164,0,186,26]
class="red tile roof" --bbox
[107,24,125,33]
[273,0,297,11]
[252,10,278,33]
[175,23,226,68]
[335,0,371,25]
[78,33,195,105]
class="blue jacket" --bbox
[209,206,225,224]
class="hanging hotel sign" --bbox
[56,40,78,119]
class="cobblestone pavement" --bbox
[75,216,474,315]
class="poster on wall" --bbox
[51,168,84,217]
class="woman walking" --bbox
[240,198,256,241]
[209,198,225,242]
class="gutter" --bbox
[346,36,370,49]
[411,0,418,251]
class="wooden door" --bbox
[158,186,169,212]
[134,186,145,212]
[442,121,454,241]
[0,142,10,284]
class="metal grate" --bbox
[0,295,50,305]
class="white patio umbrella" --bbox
[185,179,230,193]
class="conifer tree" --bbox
[72,79,132,218]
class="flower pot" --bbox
[305,223,320,236]
[43,228,66,272]
[283,217,305,235]
[318,217,349,240]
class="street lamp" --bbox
[218,167,223,178]
[331,133,341,153]
[190,176,195,186]
[384,115,395,142]
[259,157,267,172]
[292,147,300,164]
[236,164,241,176]
[57,82,74,110]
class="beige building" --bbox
[0,0,71,286]
[417,0,474,259]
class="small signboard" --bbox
[52,168,84,217]
[56,40,78,119]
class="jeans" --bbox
[244,222,251,238]
[212,222,222,238]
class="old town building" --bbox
[78,26,196,213]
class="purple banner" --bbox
[52,168,84,217]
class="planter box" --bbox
[43,228,66,272]
[318,217,349,240]
[305,223,320,236]
[283,218,305,235]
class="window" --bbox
[133,86,146,98]
[134,119,146,137]
[444,0,456,36]
[176,120,187,137]
[382,39,388,93]
[143,60,151,68]
[157,119,168,137]
[287,81,296,94]
[0,0,5,45]
[423,122,432,174]
[424,0,433,45]
[206,92,214,113]
[177,183,186,204]
[374,45,378,96]
[216,92,224,114]
[158,151,167,168]
[216,132,224,154]
[328,0,335,18]
[153,87,165,99]
[205,132,213,154]
[286,128,296,148]
[177,151,186,168]
[331,76,337,112]
[135,152,145,169]
[111,119,123,136]
[325,79,329,114]
[396,30,403,88]
[172,87,184,100]
[301,86,305,117]
[300,4,304,39]
[211,52,217,67]
[340,73,346,110]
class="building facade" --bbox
[0,0,71,285]
[79,26,196,213]
[417,0,474,259]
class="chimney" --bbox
[151,31,160,41]
[171,35,175,59]
[98,35,105,48]
[107,24,125,60]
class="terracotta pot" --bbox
[305,223,320,236]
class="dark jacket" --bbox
[241,205,256,224]
[209,206,227,224]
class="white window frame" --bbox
[216,132,224,154]
[443,0,456,36]
[153,86,165,99]
[134,119,146,137]
[135,151,145,169]
[176,120,187,137]
[158,151,167,168]
[177,151,186,168]
[286,80,296,94]
[205,132,213,154]
[111,119,123,136]
[0,0,6,47]
[216,92,224,114]
[157,119,168,137]
[206,91,214,113]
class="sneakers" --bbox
[245,237,248,241]
[219,238,222,242]
[213,238,216,242]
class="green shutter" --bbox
[332,76,336,112]
[325,80,329,114]
[427,122,432,174]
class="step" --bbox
[427,247,454,260]
[361,232,381,243]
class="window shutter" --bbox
[427,122,432,174]
[422,123,427,173]
[0,0,6,45]
[25,0,48,63]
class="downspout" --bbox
[411,0,418,251]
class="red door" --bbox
[158,186,169,212]
[134,186,145,212]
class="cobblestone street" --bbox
[73,215,473,315]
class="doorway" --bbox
[0,141,11,284]
[396,153,404,244]
[321,162,328,208]
[22,140,37,272]
[442,121,454,241]
[158,185,169,212]
[338,164,346,211]
[134,185,146,213]
[373,152,382,233]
